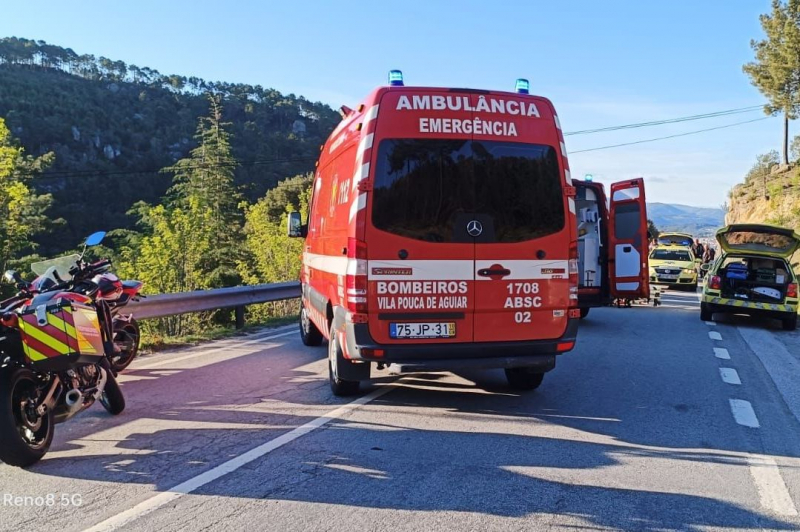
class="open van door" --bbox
[608,178,649,299]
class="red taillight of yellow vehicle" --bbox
[709,275,722,290]
[788,283,798,299]
[346,237,368,315]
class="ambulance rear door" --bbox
[608,178,649,299]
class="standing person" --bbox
[695,241,705,259]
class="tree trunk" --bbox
[783,111,789,166]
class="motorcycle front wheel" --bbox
[99,369,125,416]
[0,367,54,467]
[111,318,140,373]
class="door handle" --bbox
[478,268,511,277]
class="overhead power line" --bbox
[563,105,763,136]
[24,155,318,181]
[570,116,771,154]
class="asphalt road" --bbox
[2,288,800,532]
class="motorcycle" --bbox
[0,232,125,467]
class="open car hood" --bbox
[715,224,800,258]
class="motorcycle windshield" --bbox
[30,254,81,282]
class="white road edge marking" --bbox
[82,385,396,532]
[713,347,731,360]
[729,399,760,428]
[708,331,722,341]
[705,321,716,326]
[719,368,741,385]
[748,454,799,516]
[134,328,296,370]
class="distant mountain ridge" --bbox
[646,203,725,236]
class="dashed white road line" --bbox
[713,347,731,360]
[729,399,760,428]
[747,454,799,516]
[719,368,741,385]
[82,384,396,532]
[705,321,716,326]
[708,331,722,341]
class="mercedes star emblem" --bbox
[466,220,483,237]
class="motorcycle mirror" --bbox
[2,270,19,284]
[84,231,106,247]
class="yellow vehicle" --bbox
[649,245,698,290]
[700,224,798,330]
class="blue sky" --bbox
[2,0,785,208]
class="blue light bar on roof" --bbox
[515,78,530,94]
[388,70,404,86]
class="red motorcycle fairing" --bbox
[121,280,143,297]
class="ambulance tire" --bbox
[782,314,797,331]
[299,307,323,346]
[504,367,545,390]
[328,325,361,396]
[579,308,590,319]
[700,303,713,322]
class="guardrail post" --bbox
[235,306,245,329]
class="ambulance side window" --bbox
[307,174,322,235]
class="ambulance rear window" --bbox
[371,139,564,243]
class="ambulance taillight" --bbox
[346,237,368,316]
[569,242,579,304]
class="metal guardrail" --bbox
[126,281,301,326]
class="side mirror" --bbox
[287,212,306,238]
[85,231,106,247]
[2,270,20,284]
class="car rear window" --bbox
[650,249,692,261]
[371,139,564,243]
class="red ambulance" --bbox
[573,177,650,317]
[289,72,581,396]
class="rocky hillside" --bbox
[726,166,800,231]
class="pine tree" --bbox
[743,0,800,165]
[163,94,243,286]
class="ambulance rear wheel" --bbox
[700,303,712,322]
[505,367,545,390]
[300,307,323,346]
[328,326,360,396]
[579,308,590,319]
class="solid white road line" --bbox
[134,329,297,370]
[713,347,731,360]
[82,385,396,532]
[708,331,722,341]
[729,399,760,428]
[719,368,741,385]
[747,454,799,516]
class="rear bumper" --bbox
[343,318,579,372]
[702,295,796,317]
